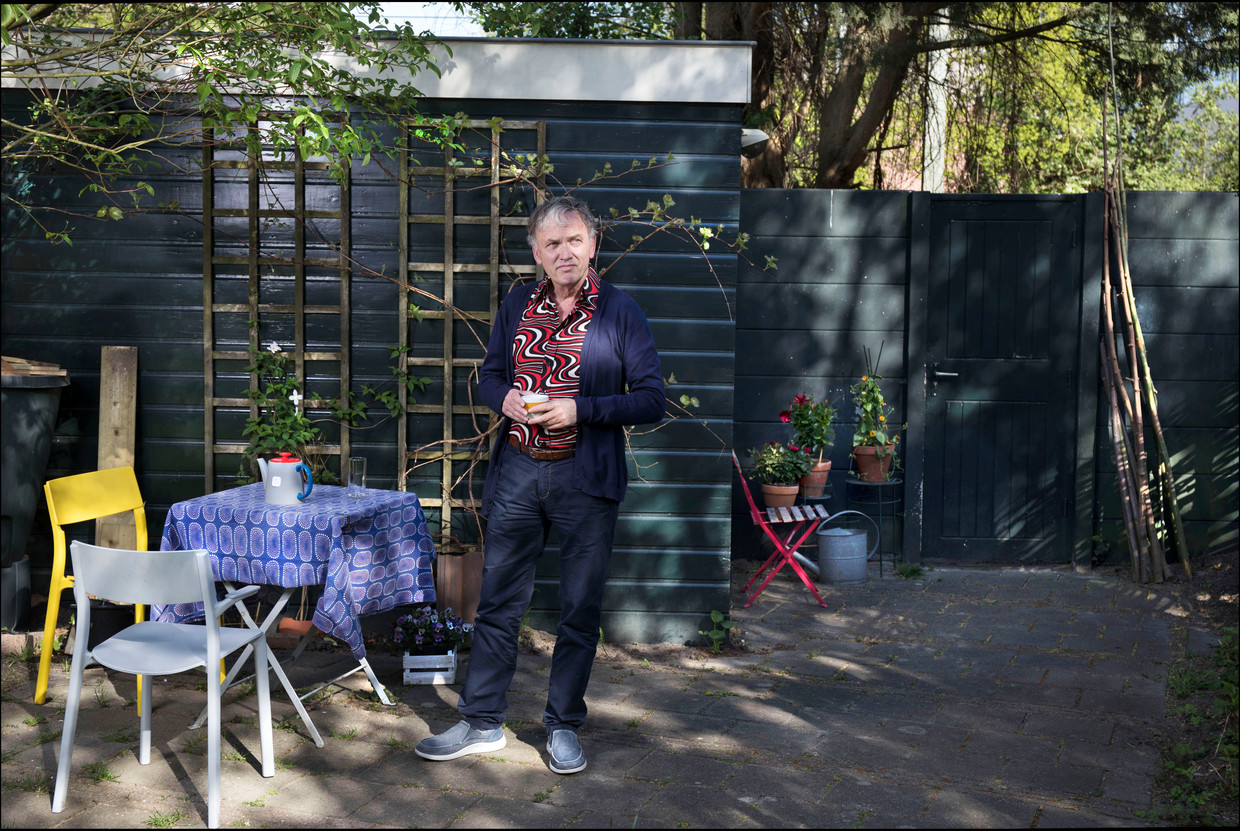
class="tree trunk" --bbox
[674,2,702,39]
[815,12,924,188]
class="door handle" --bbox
[928,363,957,397]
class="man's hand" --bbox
[501,388,530,423]
[528,398,577,431]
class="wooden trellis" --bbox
[202,120,351,491]
[398,118,545,537]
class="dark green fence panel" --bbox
[1093,192,1239,561]
[735,190,910,562]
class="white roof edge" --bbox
[4,37,754,105]
[347,38,755,104]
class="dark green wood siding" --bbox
[2,92,739,645]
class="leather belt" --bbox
[508,435,575,461]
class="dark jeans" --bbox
[458,444,619,734]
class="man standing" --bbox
[416,195,665,774]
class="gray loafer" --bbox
[547,729,586,774]
[415,720,506,761]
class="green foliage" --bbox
[456,1,675,39]
[895,562,924,580]
[240,343,329,484]
[748,442,813,486]
[850,347,899,452]
[699,609,734,654]
[3,2,458,241]
[1150,627,1239,825]
[782,392,836,462]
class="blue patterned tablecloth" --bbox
[155,483,436,659]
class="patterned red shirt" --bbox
[509,270,599,449]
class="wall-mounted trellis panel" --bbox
[201,122,352,492]
[398,118,545,545]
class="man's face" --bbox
[531,213,597,294]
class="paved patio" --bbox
[1,557,1202,828]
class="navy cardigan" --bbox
[478,278,665,511]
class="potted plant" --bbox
[849,348,901,482]
[748,441,813,508]
[781,392,836,498]
[392,605,472,685]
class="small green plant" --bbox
[329,727,359,740]
[386,735,411,749]
[895,562,924,579]
[699,609,734,654]
[5,635,37,664]
[7,773,52,793]
[1148,626,1238,824]
[83,761,119,783]
[102,727,138,743]
[145,809,188,828]
[748,442,812,486]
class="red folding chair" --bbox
[733,451,831,608]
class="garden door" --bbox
[915,196,1080,563]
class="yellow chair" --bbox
[35,467,148,706]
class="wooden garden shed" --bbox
[2,37,754,644]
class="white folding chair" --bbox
[53,542,274,829]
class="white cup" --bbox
[521,393,549,411]
[347,456,366,498]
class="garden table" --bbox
[153,482,436,722]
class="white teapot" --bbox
[257,452,313,505]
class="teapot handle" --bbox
[295,463,313,500]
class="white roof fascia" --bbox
[4,36,754,105]
[324,38,755,105]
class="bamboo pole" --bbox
[1107,187,1165,582]
[1111,191,1192,577]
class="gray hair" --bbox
[527,195,599,248]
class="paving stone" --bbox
[900,746,1004,786]
[964,731,1060,764]
[822,775,935,825]
[444,793,585,828]
[1001,760,1105,797]
[1024,711,1116,743]
[918,788,1040,827]
[627,749,743,787]
[5,560,1205,829]
[930,700,1027,734]
[1034,802,1139,827]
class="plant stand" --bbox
[402,648,457,685]
[844,478,903,577]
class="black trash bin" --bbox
[1,360,70,632]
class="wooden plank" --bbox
[0,356,68,376]
[95,346,138,549]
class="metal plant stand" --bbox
[844,478,903,577]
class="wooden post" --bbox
[95,346,138,549]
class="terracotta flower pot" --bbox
[852,445,895,482]
[760,483,799,509]
[798,460,832,498]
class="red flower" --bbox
[789,444,800,452]
[779,410,792,423]
[793,393,808,405]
